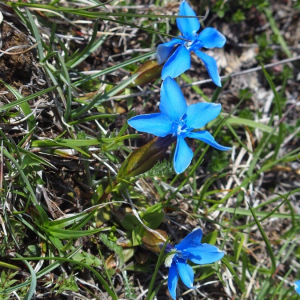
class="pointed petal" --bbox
[196,28,226,49]
[156,38,185,65]
[183,243,225,265]
[176,229,203,251]
[176,1,200,38]
[188,131,231,151]
[195,50,222,87]
[128,113,172,137]
[295,280,300,295]
[168,261,179,300]
[160,76,187,121]
[161,45,191,80]
[176,258,195,289]
[173,137,193,174]
[186,103,221,129]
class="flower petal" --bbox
[183,243,225,265]
[160,76,187,121]
[295,280,300,295]
[195,50,222,87]
[176,1,200,38]
[186,103,221,129]
[176,229,203,251]
[188,131,231,151]
[156,38,185,65]
[173,137,193,174]
[168,261,179,300]
[162,45,191,80]
[196,27,226,49]
[128,113,172,137]
[176,257,195,289]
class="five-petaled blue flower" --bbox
[127,76,230,174]
[157,1,226,86]
[163,228,224,299]
[295,280,300,295]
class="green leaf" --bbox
[248,204,276,274]
[67,20,108,68]
[74,51,155,87]
[222,257,245,292]
[12,255,118,300]
[216,207,300,219]
[225,116,277,134]
[202,231,218,245]
[1,82,35,131]
[1,247,82,294]
[70,73,139,119]
[72,250,102,267]
[143,212,164,229]
[15,254,36,300]
[0,84,57,111]
[264,8,292,58]
[41,226,106,240]
[261,66,283,159]
[3,149,37,205]
[53,273,78,294]
[0,261,19,270]
[35,205,50,226]
[99,233,124,268]
[48,210,94,229]
[233,233,245,262]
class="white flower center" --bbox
[177,120,188,135]
[164,251,176,268]
[184,41,193,50]
[172,114,191,138]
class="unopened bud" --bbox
[117,135,175,179]
[132,60,163,87]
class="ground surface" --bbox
[0,0,300,299]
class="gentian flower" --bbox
[163,228,224,299]
[295,280,300,294]
[127,76,230,174]
[157,1,226,86]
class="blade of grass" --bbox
[1,246,82,294]
[13,256,118,300]
[25,8,45,61]
[15,254,37,300]
[57,52,72,122]
[74,50,155,87]
[264,8,292,58]
[3,149,37,205]
[222,257,245,292]
[146,240,168,300]
[0,261,19,270]
[0,84,57,111]
[70,73,139,119]
[225,115,277,135]
[11,2,200,21]
[261,66,283,159]
[67,20,109,68]
[68,113,117,126]
[248,204,276,274]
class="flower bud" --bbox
[117,135,175,179]
[132,60,163,87]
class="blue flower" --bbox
[127,76,230,174]
[295,280,300,294]
[156,1,226,86]
[164,228,224,299]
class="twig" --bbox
[0,42,40,56]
